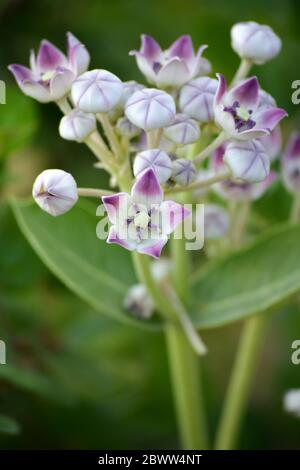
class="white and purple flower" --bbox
[9,32,90,103]
[102,169,190,259]
[214,74,287,141]
[129,34,210,88]
[211,144,277,200]
[282,132,300,194]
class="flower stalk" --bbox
[215,315,267,449]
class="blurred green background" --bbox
[0,0,300,449]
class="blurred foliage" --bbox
[0,0,300,450]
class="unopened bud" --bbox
[32,169,78,216]
[133,149,173,184]
[125,88,176,131]
[172,159,196,186]
[72,69,123,113]
[59,109,96,142]
[164,114,200,145]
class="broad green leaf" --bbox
[11,198,161,329]
[0,86,37,159]
[191,222,300,329]
[0,415,20,435]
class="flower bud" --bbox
[224,139,269,183]
[172,159,197,186]
[71,69,123,113]
[32,169,78,216]
[123,284,154,319]
[125,88,176,131]
[231,21,281,65]
[116,116,141,139]
[179,77,218,122]
[282,132,300,194]
[164,114,200,145]
[59,109,96,142]
[204,204,230,239]
[133,148,172,184]
[120,80,145,107]
[260,127,281,162]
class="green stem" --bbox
[56,96,72,114]
[194,132,227,164]
[290,193,300,223]
[165,325,208,449]
[165,169,231,195]
[231,58,253,87]
[77,187,113,198]
[168,224,209,448]
[215,314,267,449]
[97,113,123,160]
[171,231,190,304]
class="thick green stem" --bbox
[165,325,208,449]
[171,231,190,304]
[167,225,209,448]
[290,193,300,223]
[215,315,267,449]
[231,58,253,87]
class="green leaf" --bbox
[191,222,300,329]
[0,86,37,159]
[11,198,161,330]
[0,415,20,435]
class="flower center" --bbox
[134,211,150,229]
[223,101,256,133]
[41,70,56,82]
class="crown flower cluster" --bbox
[9,21,292,260]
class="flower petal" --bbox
[67,32,90,75]
[37,40,68,72]
[131,168,163,207]
[191,44,209,77]
[50,67,75,100]
[137,235,168,259]
[156,58,190,87]
[130,34,161,60]
[234,127,270,141]
[227,76,259,109]
[249,171,277,200]
[130,53,157,83]
[214,73,227,105]
[107,225,136,251]
[22,80,52,103]
[168,35,194,60]
[254,107,287,132]
[283,132,300,160]
[102,193,131,225]
[160,200,190,235]
[8,64,34,84]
